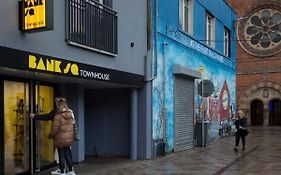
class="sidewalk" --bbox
[39,126,281,175]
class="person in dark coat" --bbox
[30,93,64,175]
[48,98,75,175]
[30,92,64,121]
[234,110,248,152]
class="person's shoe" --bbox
[51,169,61,175]
[234,147,238,152]
[242,146,245,151]
[66,171,76,175]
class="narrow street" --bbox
[39,126,281,175]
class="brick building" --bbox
[227,0,281,125]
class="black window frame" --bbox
[66,0,118,56]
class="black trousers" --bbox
[235,131,246,147]
[57,146,73,173]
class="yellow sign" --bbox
[28,55,79,76]
[197,66,205,73]
[24,0,46,30]
[28,54,111,81]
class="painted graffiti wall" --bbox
[152,0,237,152]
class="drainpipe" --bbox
[144,0,158,159]
[162,42,168,154]
[145,0,158,82]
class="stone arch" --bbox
[238,81,281,125]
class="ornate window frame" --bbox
[237,3,281,57]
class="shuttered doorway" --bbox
[174,76,194,152]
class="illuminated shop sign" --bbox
[28,55,110,81]
[20,0,53,31]
[23,0,46,30]
[0,46,144,86]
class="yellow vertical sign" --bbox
[24,0,46,30]
[197,65,205,76]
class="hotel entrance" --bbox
[2,79,55,175]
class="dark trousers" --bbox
[235,131,246,147]
[57,146,73,173]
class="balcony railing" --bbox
[66,0,118,55]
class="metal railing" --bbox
[66,0,118,55]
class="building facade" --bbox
[227,0,281,126]
[0,0,151,174]
[150,0,236,154]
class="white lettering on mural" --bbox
[169,29,230,66]
[80,70,110,81]
[190,40,224,62]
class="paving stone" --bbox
[38,126,281,175]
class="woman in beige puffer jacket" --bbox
[48,98,75,175]
[50,110,74,148]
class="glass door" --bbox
[3,80,55,174]
[34,84,54,172]
[4,80,30,175]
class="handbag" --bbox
[243,128,249,136]
[240,127,249,136]
[239,125,249,136]
[73,123,80,141]
[70,109,80,141]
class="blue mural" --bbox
[151,0,236,152]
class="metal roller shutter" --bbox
[174,76,194,152]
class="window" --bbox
[179,0,193,34]
[67,0,117,55]
[237,6,281,57]
[224,28,230,57]
[94,0,112,8]
[206,12,215,47]
[95,0,104,4]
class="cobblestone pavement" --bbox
[38,126,281,175]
